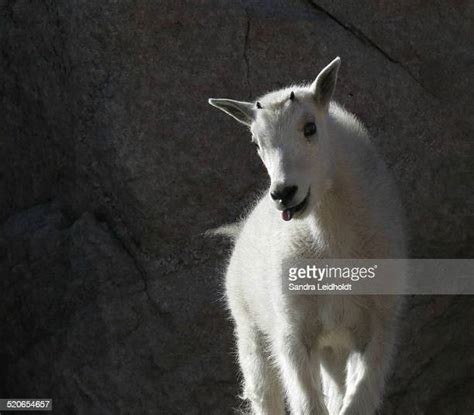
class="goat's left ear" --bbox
[208,98,255,126]
[311,57,341,108]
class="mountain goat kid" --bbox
[208,57,406,415]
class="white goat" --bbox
[208,57,406,415]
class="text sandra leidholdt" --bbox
[285,260,474,295]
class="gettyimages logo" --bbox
[289,264,378,282]
[284,259,474,295]
[288,264,377,292]
[288,264,378,292]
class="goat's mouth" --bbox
[282,189,310,221]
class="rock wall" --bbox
[0,1,473,414]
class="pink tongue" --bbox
[282,209,293,221]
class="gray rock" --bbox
[0,1,472,414]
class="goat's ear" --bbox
[310,57,341,108]
[208,98,255,126]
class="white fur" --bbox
[209,58,406,415]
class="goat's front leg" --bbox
[274,331,329,415]
[235,319,285,415]
[339,314,396,415]
[320,346,349,415]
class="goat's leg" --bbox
[274,332,329,415]
[339,316,396,415]
[235,319,285,415]
[320,346,349,415]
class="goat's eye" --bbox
[304,122,317,137]
[253,142,260,150]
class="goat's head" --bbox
[209,57,341,221]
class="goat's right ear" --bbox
[208,98,255,126]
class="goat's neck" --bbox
[304,163,370,257]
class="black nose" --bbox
[271,185,298,205]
